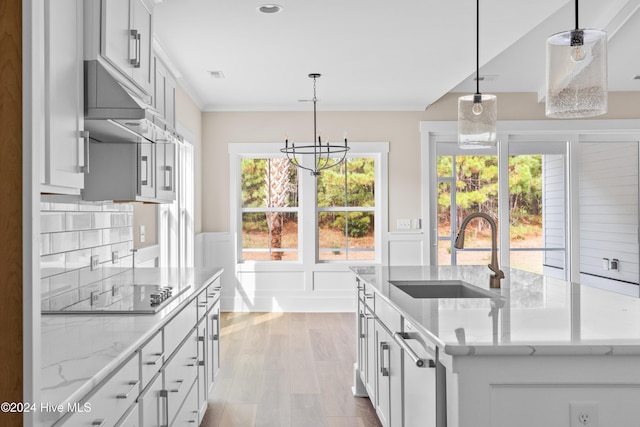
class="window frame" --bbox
[229,142,388,267]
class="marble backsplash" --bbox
[40,195,134,311]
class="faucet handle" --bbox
[487,263,505,279]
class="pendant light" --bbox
[458,0,497,149]
[545,0,607,118]
[280,74,350,176]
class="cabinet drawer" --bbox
[375,296,401,334]
[138,372,164,427]
[164,328,198,425]
[172,378,199,427]
[164,298,197,357]
[60,354,139,427]
[196,279,221,320]
[140,331,163,389]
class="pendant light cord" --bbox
[575,0,579,30]
[475,0,480,95]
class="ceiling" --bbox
[153,0,640,112]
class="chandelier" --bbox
[281,73,350,176]
[457,0,497,149]
[545,0,607,118]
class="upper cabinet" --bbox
[154,55,177,133]
[41,0,87,193]
[85,0,153,98]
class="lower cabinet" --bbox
[55,353,139,427]
[138,372,164,426]
[375,323,402,427]
[164,328,199,425]
[356,277,441,427]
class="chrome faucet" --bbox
[454,212,505,288]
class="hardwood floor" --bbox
[200,312,382,427]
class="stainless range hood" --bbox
[84,60,168,143]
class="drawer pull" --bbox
[199,303,208,308]
[364,293,374,299]
[145,352,164,366]
[187,356,198,367]
[116,380,140,399]
[170,379,184,393]
[380,342,390,377]
[198,335,206,366]
[92,419,107,426]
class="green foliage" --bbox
[437,154,543,227]
[330,212,373,238]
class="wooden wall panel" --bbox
[0,0,23,425]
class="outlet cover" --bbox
[570,402,598,427]
[90,255,99,271]
[112,251,119,264]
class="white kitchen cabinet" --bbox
[153,56,177,132]
[55,353,140,427]
[41,0,86,193]
[99,0,153,95]
[138,372,164,427]
[397,323,437,427]
[82,140,158,202]
[163,327,198,426]
[155,138,176,203]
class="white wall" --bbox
[579,142,639,287]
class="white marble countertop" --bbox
[351,265,640,356]
[39,267,223,425]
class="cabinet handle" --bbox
[364,292,374,299]
[358,313,365,339]
[164,165,173,191]
[393,332,435,368]
[116,380,140,399]
[198,335,206,366]
[80,131,90,173]
[129,29,139,66]
[187,356,198,367]
[211,314,219,341]
[160,390,169,427]
[145,352,164,366]
[380,342,390,377]
[92,420,107,426]
[140,155,148,186]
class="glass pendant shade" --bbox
[546,29,607,118]
[458,94,497,149]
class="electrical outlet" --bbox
[570,402,598,427]
[412,218,422,229]
[112,251,119,264]
[397,219,411,230]
[90,255,99,271]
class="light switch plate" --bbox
[397,219,411,230]
[140,225,146,243]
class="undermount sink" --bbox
[389,280,498,299]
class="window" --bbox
[240,158,299,261]
[317,158,376,261]
[232,142,387,264]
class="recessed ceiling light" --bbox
[208,71,225,79]
[257,4,282,14]
[633,74,640,80]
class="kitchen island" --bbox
[38,266,223,427]
[352,265,640,427]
